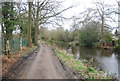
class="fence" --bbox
[1,37,27,54]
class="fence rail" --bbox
[1,37,27,54]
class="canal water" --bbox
[61,45,119,79]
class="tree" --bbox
[104,31,112,42]
[31,0,72,46]
[79,21,100,47]
[2,2,16,54]
[94,1,115,44]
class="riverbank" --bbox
[54,49,113,79]
[45,42,115,79]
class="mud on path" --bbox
[6,44,67,79]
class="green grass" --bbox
[20,46,37,56]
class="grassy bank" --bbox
[53,47,113,79]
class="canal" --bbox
[61,45,119,79]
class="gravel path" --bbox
[19,44,67,79]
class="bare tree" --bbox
[94,1,116,44]
[31,0,73,46]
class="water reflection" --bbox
[96,53,118,77]
[64,46,119,78]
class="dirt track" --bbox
[18,44,67,79]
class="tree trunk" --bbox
[27,2,32,47]
[34,20,38,46]
[20,37,22,50]
[101,15,104,46]
[6,40,10,55]
[34,2,39,46]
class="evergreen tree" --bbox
[2,2,16,54]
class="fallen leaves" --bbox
[2,46,29,76]
[2,54,20,75]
